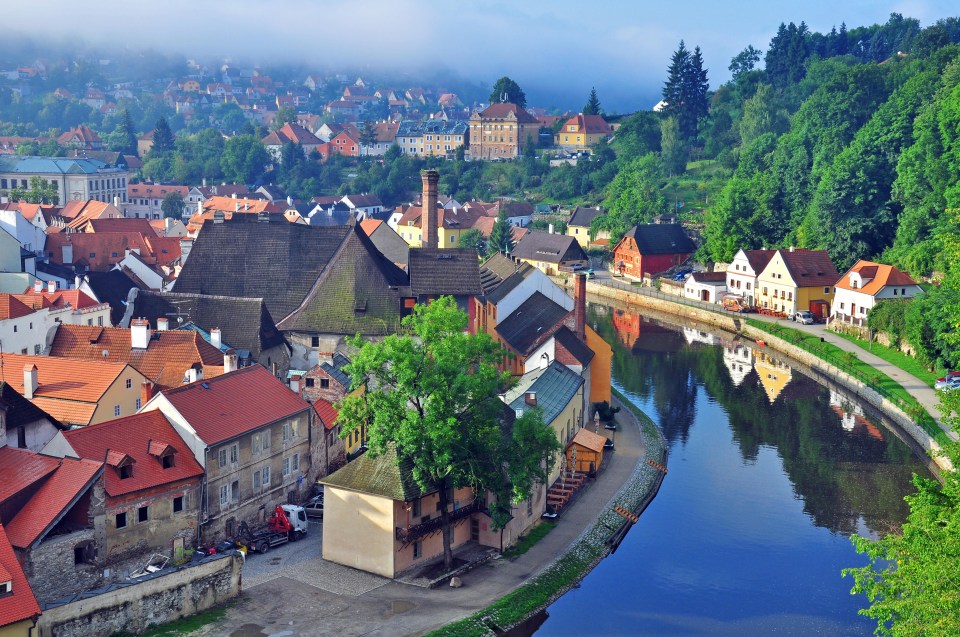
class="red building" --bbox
[612,223,696,278]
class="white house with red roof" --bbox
[43,410,204,562]
[17,279,111,327]
[140,365,313,542]
[0,293,49,357]
[726,248,777,307]
[832,260,922,327]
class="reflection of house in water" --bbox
[682,327,718,347]
[753,350,793,403]
[722,343,754,386]
[612,308,641,348]
[829,389,885,440]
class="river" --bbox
[533,305,934,636]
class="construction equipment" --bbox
[236,504,308,554]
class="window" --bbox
[220,484,229,507]
[126,378,132,389]
[253,470,261,492]
[231,480,240,502]
[305,378,315,388]
[34,344,41,355]
[412,498,421,517]
[119,464,133,479]
[135,398,141,410]
[116,512,127,529]
[283,420,299,442]
[311,336,320,347]
[162,454,174,469]
[173,496,183,513]
[320,378,329,388]
[230,444,239,464]
[413,541,422,559]
[138,506,149,523]
[114,405,121,417]
[893,288,898,296]
[824,287,831,294]
[98,316,103,326]
[262,465,271,486]
[527,497,533,516]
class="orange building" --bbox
[468,103,539,160]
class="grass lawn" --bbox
[502,521,557,559]
[746,319,947,445]
[119,604,230,637]
[831,331,941,387]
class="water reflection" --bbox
[532,304,929,636]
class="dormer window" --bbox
[0,580,10,597]
[119,464,133,479]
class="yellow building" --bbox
[567,206,606,248]
[585,325,612,404]
[468,103,539,160]
[395,205,484,248]
[554,113,612,151]
[755,248,839,318]
[754,350,793,403]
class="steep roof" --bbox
[276,225,408,335]
[44,232,158,271]
[835,260,918,295]
[486,262,537,305]
[561,113,612,135]
[63,410,203,497]
[622,224,696,255]
[478,103,538,124]
[479,253,523,295]
[739,249,777,274]
[569,427,607,453]
[496,292,570,355]
[321,445,427,501]
[777,249,840,288]
[5,455,102,550]
[504,360,584,425]
[0,293,34,320]
[84,269,141,325]
[359,220,409,267]
[313,399,339,431]
[0,523,40,627]
[407,248,481,297]
[319,352,352,390]
[48,325,225,390]
[160,365,310,446]
[173,220,352,322]
[511,231,588,264]
[568,206,604,228]
[0,382,62,431]
[552,325,595,366]
[0,352,129,404]
[127,290,286,358]
[0,447,60,505]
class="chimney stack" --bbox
[33,280,42,293]
[548,223,554,235]
[210,328,222,349]
[140,381,154,407]
[223,348,238,373]
[23,364,38,400]
[47,280,56,294]
[113,195,120,208]
[524,391,537,406]
[197,200,203,215]
[574,272,587,341]
[131,318,151,349]
[421,169,439,249]
[157,317,169,331]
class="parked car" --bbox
[794,311,816,325]
[672,270,692,282]
[585,268,595,279]
[935,376,960,391]
[303,493,324,519]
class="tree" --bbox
[488,208,514,254]
[662,41,710,141]
[151,116,175,154]
[729,45,762,81]
[489,76,527,108]
[660,116,688,176]
[337,298,560,570]
[161,192,185,221]
[583,87,602,116]
[273,106,297,130]
[220,134,270,185]
[117,109,138,156]
[9,175,58,205]
[458,228,487,257]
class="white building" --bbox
[832,260,922,327]
[0,156,131,205]
[0,292,50,355]
[725,249,776,307]
[683,272,727,304]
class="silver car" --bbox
[794,311,815,325]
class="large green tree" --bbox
[488,208,514,254]
[489,76,527,108]
[151,116,175,154]
[161,191,185,220]
[662,41,710,141]
[9,175,58,205]
[220,134,270,185]
[583,87,602,116]
[336,297,560,570]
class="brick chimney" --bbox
[23,364,38,400]
[421,169,439,249]
[131,318,151,349]
[574,272,587,341]
[33,280,42,293]
[140,381,154,407]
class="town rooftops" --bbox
[0,294,34,320]
[407,248,481,297]
[320,352,352,390]
[834,260,918,295]
[476,103,539,124]
[569,427,607,454]
[0,382,63,433]
[478,253,524,296]
[511,231,588,264]
[321,444,426,501]
[495,292,570,355]
[0,352,131,405]
[313,399,339,431]
[0,522,40,627]
[127,184,189,200]
[0,156,123,175]
[552,325,595,366]
[737,249,778,274]
[504,360,584,425]
[159,365,310,446]
[83,269,141,325]
[61,410,203,497]
[776,249,840,287]
[622,224,696,255]
[568,206,604,228]
[561,113,612,135]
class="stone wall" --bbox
[578,279,955,473]
[37,553,242,637]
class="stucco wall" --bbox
[36,553,242,637]
[323,488,395,578]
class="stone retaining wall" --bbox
[37,553,243,637]
[573,279,954,473]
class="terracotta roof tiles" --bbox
[834,260,918,295]
[0,523,40,627]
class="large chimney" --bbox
[33,280,42,293]
[210,328,222,349]
[24,364,38,400]
[574,272,587,341]
[421,169,439,249]
[157,317,169,331]
[140,381,154,407]
[224,348,238,373]
[47,280,56,294]
[131,318,151,349]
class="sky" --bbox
[10,0,960,111]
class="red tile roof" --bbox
[0,523,40,628]
[0,447,59,505]
[740,249,778,273]
[5,456,102,550]
[18,287,103,310]
[48,324,225,390]
[160,365,311,446]
[63,411,203,498]
[834,260,918,295]
[478,103,539,123]
[313,398,339,431]
[0,294,35,320]
[561,113,612,134]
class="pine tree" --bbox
[583,87,602,116]
[662,40,690,118]
[488,208,514,254]
[151,117,175,154]
[118,109,137,156]
[662,41,709,142]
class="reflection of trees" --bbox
[591,304,924,537]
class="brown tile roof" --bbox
[834,260,918,295]
[407,248,481,297]
[44,232,154,270]
[84,218,157,236]
[159,366,310,446]
[561,113,612,135]
[5,456,103,550]
[740,249,778,273]
[48,325,225,390]
[0,294,34,320]
[621,224,696,255]
[511,231,589,264]
[126,184,189,199]
[569,427,607,453]
[777,249,840,288]
[63,410,204,497]
[478,103,539,124]
[17,287,104,311]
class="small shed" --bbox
[566,428,606,474]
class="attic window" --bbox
[162,454,175,469]
[0,580,10,597]
[119,464,133,479]
[354,299,367,314]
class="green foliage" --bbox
[337,298,560,568]
[151,116,175,154]
[729,45,762,81]
[9,175,59,205]
[488,209,514,254]
[161,192,185,220]
[489,76,526,108]
[662,41,710,141]
[220,134,270,185]
[609,111,661,158]
[765,22,812,87]
[597,153,666,243]
[867,300,911,348]
[659,116,687,176]
[583,87,602,116]
[458,228,487,257]
[502,521,557,559]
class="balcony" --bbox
[395,501,478,544]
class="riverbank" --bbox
[425,391,667,637]
[565,274,955,474]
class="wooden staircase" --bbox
[546,470,587,514]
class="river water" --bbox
[533,306,934,636]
